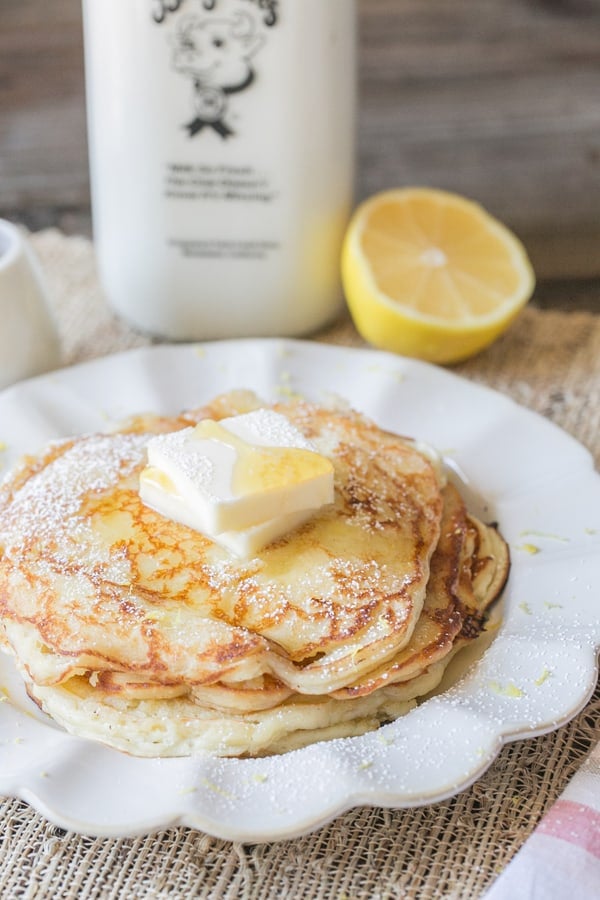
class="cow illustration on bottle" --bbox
[172,11,265,138]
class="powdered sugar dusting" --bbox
[223,409,317,451]
[147,427,216,496]
[0,433,147,567]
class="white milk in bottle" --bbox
[82,0,356,339]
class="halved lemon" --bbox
[341,188,535,364]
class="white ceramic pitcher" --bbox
[0,220,61,390]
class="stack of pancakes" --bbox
[0,392,509,757]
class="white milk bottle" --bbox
[82,0,356,340]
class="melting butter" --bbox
[139,409,334,556]
[193,419,333,496]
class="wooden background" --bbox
[1,0,599,305]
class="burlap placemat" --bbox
[1,229,599,899]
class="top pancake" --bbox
[0,397,444,695]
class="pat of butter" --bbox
[140,477,316,555]
[139,409,334,552]
[216,509,316,556]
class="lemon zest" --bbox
[200,779,236,801]
[534,668,552,686]
[489,680,524,699]
[252,773,268,784]
[516,543,540,555]
[519,529,569,542]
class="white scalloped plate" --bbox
[1,340,599,841]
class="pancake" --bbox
[0,391,509,757]
[25,670,424,758]
[0,398,443,694]
[332,484,509,698]
[22,558,500,758]
[164,483,507,715]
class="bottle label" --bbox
[152,0,279,140]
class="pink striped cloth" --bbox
[485,742,600,899]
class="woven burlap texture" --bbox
[1,229,599,900]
